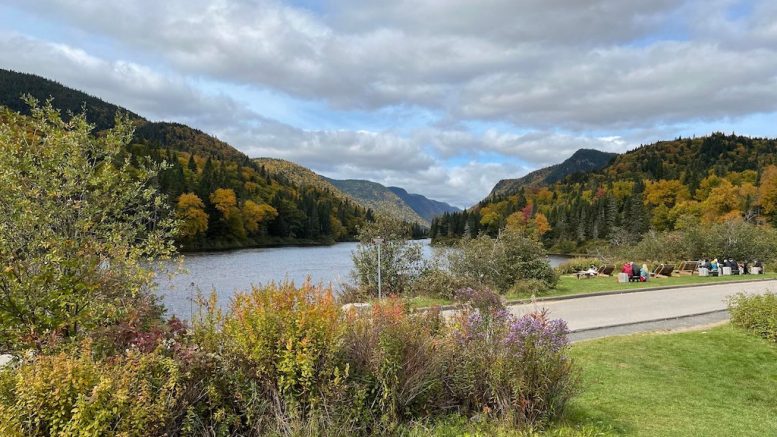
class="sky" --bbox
[1,0,776,208]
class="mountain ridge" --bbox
[489,148,618,198]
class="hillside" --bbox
[325,178,429,226]
[0,69,372,250]
[489,149,617,198]
[387,186,460,222]
[432,134,777,251]
[254,157,364,207]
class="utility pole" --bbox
[373,237,383,299]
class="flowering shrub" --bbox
[341,298,447,431]
[1,282,577,435]
[446,308,576,426]
[217,281,347,428]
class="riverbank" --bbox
[405,272,777,309]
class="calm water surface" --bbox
[156,239,570,318]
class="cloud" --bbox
[7,0,777,129]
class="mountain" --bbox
[387,187,460,222]
[432,134,777,251]
[255,158,459,226]
[0,69,373,250]
[254,157,363,207]
[489,149,618,198]
[324,178,429,226]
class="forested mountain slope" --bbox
[0,69,373,250]
[324,178,429,226]
[433,134,777,252]
[387,186,460,222]
[489,149,617,198]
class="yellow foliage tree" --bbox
[176,193,209,239]
[758,165,777,218]
[534,212,551,236]
[209,188,238,218]
[643,179,689,208]
[242,200,278,234]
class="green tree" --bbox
[0,98,178,352]
[351,217,426,297]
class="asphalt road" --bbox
[504,279,777,340]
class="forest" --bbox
[432,133,777,253]
[0,69,379,250]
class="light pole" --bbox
[373,237,383,299]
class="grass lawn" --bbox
[412,325,777,436]
[404,272,777,309]
[561,324,777,436]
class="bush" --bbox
[449,230,558,293]
[0,344,181,436]
[411,268,477,300]
[729,292,777,342]
[627,220,777,263]
[509,279,552,297]
[341,298,447,432]
[445,308,577,426]
[214,281,347,431]
[555,257,603,275]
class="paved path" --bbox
[504,280,777,339]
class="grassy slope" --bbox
[413,325,777,436]
[406,273,777,309]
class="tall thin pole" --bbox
[374,237,383,300]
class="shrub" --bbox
[0,344,181,436]
[555,257,603,275]
[626,220,777,263]
[445,308,577,426]
[341,298,447,432]
[455,287,505,314]
[216,281,347,429]
[729,292,777,342]
[411,267,476,300]
[449,230,558,293]
[509,279,552,297]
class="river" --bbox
[156,239,570,319]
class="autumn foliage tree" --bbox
[0,98,177,351]
[176,193,208,240]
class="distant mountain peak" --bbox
[489,148,618,198]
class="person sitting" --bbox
[640,263,649,282]
[629,262,641,282]
[754,259,764,274]
[710,258,719,276]
[622,262,633,276]
[729,258,739,275]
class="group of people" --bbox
[622,261,649,282]
[700,258,764,276]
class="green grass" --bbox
[561,325,777,436]
[404,272,777,309]
[411,325,777,436]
